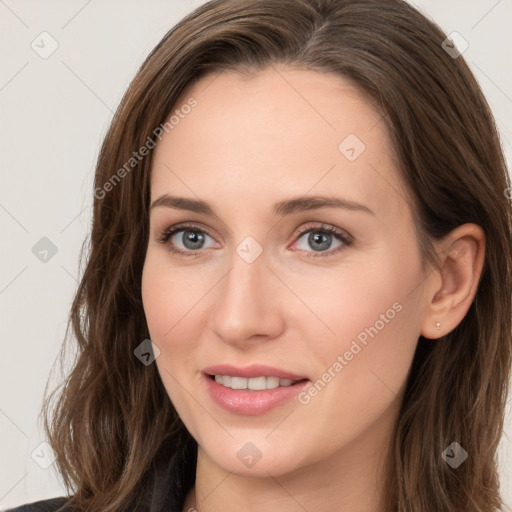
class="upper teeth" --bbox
[214,375,297,390]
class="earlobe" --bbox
[420,224,486,340]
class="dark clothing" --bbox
[4,498,70,512]
[6,432,197,512]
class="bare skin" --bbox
[141,66,485,512]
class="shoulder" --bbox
[4,497,71,512]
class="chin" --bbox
[198,435,314,478]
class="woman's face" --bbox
[142,67,430,479]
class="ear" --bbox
[420,223,486,340]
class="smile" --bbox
[212,375,299,390]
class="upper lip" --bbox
[203,364,309,381]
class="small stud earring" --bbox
[435,322,441,330]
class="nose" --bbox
[207,249,285,346]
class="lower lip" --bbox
[204,374,310,415]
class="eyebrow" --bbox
[149,194,375,216]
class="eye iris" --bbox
[309,231,331,251]
[182,230,205,250]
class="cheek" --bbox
[141,255,208,345]
[307,306,418,448]
[141,257,212,406]
[294,244,423,437]
[288,246,419,356]
[141,261,193,380]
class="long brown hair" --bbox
[41,0,512,510]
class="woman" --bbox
[8,0,511,510]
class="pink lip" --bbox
[204,375,310,415]
[202,364,308,381]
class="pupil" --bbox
[183,230,204,249]
[309,232,330,251]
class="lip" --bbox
[202,364,310,416]
[202,364,308,381]
[204,374,310,415]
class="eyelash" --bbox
[156,222,353,259]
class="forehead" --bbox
[150,66,407,220]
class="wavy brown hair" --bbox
[40,0,512,510]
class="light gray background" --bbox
[1,0,511,509]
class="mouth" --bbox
[202,364,311,415]
[207,374,308,390]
